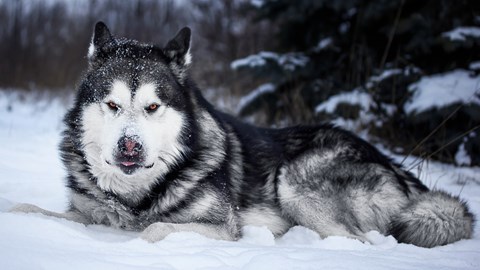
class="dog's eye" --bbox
[145,103,159,113]
[106,101,119,111]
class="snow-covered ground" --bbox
[0,91,479,270]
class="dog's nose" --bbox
[118,136,143,156]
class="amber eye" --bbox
[107,101,119,111]
[146,103,159,113]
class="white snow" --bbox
[231,53,269,69]
[369,69,403,83]
[442,26,480,41]
[404,69,480,114]
[249,0,266,8]
[1,91,480,269]
[237,83,275,113]
[365,68,409,89]
[231,51,309,71]
[315,90,376,131]
[455,142,472,166]
[313,37,333,52]
[470,61,480,70]
[315,89,373,114]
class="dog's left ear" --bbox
[164,27,192,70]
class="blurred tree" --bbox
[0,0,272,103]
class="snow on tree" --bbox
[233,0,480,166]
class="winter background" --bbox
[1,0,480,269]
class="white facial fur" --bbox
[81,80,186,195]
[87,42,95,58]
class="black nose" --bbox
[118,136,143,157]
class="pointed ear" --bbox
[163,27,192,67]
[88,21,113,60]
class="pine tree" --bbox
[233,0,480,165]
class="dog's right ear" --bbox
[88,21,113,61]
[163,27,192,84]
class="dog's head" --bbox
[70,22,194,193]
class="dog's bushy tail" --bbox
[389,190,475,248]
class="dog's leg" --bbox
[10,203,90,224]
[276,188,369,242]
[140,222,236,242]
[276,157,398,243]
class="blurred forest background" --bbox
[1,0,479,167]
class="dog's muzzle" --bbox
[115,136,146,175]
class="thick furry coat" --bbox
[12,22,474,248]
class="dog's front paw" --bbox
[10,203,45,214]
[140,222,177,243]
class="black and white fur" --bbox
[12,22,474,248]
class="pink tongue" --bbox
[121,161,136,167]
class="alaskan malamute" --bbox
[12,22,474,247]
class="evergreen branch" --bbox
[407,124,480,171]
[400,102,463,165]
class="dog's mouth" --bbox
[105,160,154,175]
[120,161,137,167]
